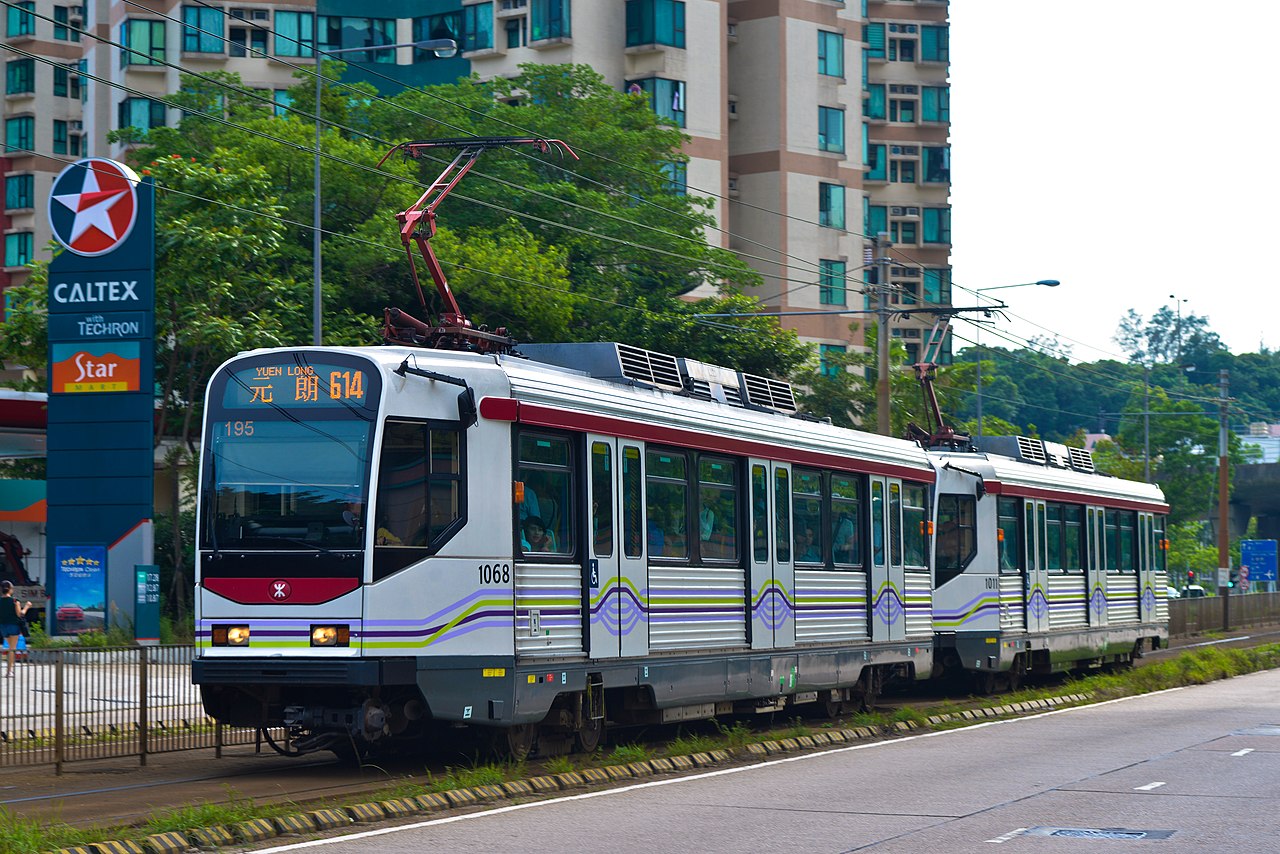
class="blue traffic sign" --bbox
[1240,540,1277,583]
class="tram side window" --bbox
[997,497,1021,574]
[374,421,463,564]
[1154,514,1168,575]
[793,468,823,564]
[1046,504,1062,571]
[832,474,862,567]
[623,446,643,558]
[698,456,739,561]
[935,493,976,586]
[517,433,574,556]
[646,449,689,558]
[871,481,885,566]
[591,442,613,557]
[752,465,769,562]
[1104,509,1137,573]
[774,467,791,564]
[1051,503,1084,573]
[889,483,903,567]
[902,483,927,569]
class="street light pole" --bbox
[973,279,1060,440]
[875,232,892,436]
[1169,294,1188,364]
[312,38,457,346]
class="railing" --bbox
[1169,590,1280,637]
[0,645,267,774]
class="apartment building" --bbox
[4,0,950,368]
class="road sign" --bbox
[1240,540,1278,583]
[1217,567,1230,588]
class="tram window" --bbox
[698,456,738,561]
[889,483,903,566]
[517,433,574,556]
[1154,514,1168,574]
[902,483,927,568]
[832,474,862,567]
[373,420,463,579]
[751,465,768,562]
[591,442,613,558]
[1103,509,1137,572]
[793,468,823,565]
[623,446,642,558]
[646,449,688,559]
[871,482,886,567]
[935,493,976,586]
[774,467,791,564]
[1059,504,1084,572]
[997,497,1021,574]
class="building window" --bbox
[4,116,33,153]
[660,160,687,195]
[922,207,950,244]
[5,58,34,95]
[121,19,166,67]
[865,202,886,237]
[69,131,82,156]
[923,267,951,304]
[52,119,68,155]
[413,12,461,60]
[182,6,224,53]
[866,143,886,181]
[505,17,524,48]
[921,25,948,62]
[891,220,917,244]
[317,16,396,62]
[889,98,915,123]
[922,86,949,122]
[818,30,843,77]
[54,64,68,97]
[625,0,685,48]
[819,259,846,305]
[4,233,33,268]
[864,22,884,59]
[817,106,844,153]
[6,1,34,37]
[54,5,83,42]
[230,22,267,57]
[117,97,167,133]
[530,0,570,41]
[274,10,314,57]
[272,89,291,117]
[890,158,916,183]
[889,37,915,62]
[462,3,494,51]
[5,174,34,209]
[863,83,885,120]
[818,183,845,230]
[923,146,950,183]
[819,344,846,378]
[627,77,685,128]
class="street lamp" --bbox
[312,38,458,346]
[1169,294,1188,364]
[974,279,1060,440]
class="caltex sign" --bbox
[48,159,141,257]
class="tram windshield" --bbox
[199,354,380,556]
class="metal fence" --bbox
[4,599,1280,772]
[0,645,266,774]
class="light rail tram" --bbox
[191,139,1169,758]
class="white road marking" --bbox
[1231,748,1255,757]
[1134,781,1166,791]
[986,827,1028,844]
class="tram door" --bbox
[748,460,795,650]
[1138,513,1157,623]
[585,436,648,659]
[1086,506,1108,627]
[869,477,906,643]
[1024,501,1050,633]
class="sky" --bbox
[948,2,1280,363]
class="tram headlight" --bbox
[212,625,250,647]
[310,625,350,647]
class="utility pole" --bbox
[1144,366,1151,482]
[875,232,892,436]
[1219,368,1230,631]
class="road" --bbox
[253,669,1280,854]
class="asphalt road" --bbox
[251,669,1280,854]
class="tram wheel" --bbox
[972,670,997,696]
[575,716,604,754]
[821,695,845,719]
[505,724,538,761]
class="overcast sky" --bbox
[948,1,1278,362]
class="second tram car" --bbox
[192,342,1168,757]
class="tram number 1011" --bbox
[478,563,512,585]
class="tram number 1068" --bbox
[478,563,512,585]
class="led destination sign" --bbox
[221,362,374,409]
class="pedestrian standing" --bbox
[0,580,32,677]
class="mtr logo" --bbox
[47,159,140,257]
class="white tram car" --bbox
[192,341,1168,756]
